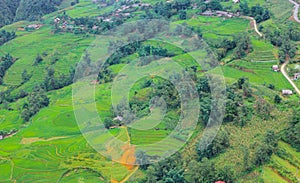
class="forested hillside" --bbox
[0,0,20,27]
[0,0,63,27]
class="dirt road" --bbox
[281,61,300,95]
[289,0,300,23]
[241,16,263,37]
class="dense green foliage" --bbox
[0,0,20,27]
[0,30,16,46]
[21,86,50,121]
[283,108,300,151]
[0,54,14,85]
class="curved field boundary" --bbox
[289,0,300,23]
[281,61,300,96]
[241,16,263,37]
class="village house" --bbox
[282,89,293,95]
[113,116,123,121]
[201,11,214,16]
[233,0,240,4]
[293,73,300,80]
[216,11,234,18]
[272,65,280,72]
[27,24,42,30]
[54,17,61,24]
[0,135,3,140]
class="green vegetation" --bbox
[0,0,299,182]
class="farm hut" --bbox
[54,17,61,24]
[293,73,300,80]
[272,65,280,72]
[114,116,123,121]
[201,11,214,16]
[27,24,42,29]
[216,11,234,18]
[282,90,293,95]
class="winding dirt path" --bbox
[279,0,300,96]
[289,0,300,23]
[281,60,300,95]
[241,16,263,37]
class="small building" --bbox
[216,11,234,18]
[54,17,61,24]
[113,116,123,121]
[233,0,240,3]
[201,11,214,16]
[293,73,300,80]
[272,65,280,72]
[27,24,42,30]
[215,181,226,183]
[0,135,3,140]
[282,90,293,95]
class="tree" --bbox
[242,146,250,171]
[239,2,250,15]
[207,0,223,10]
[197,129,230,160]
[21,69,31,84]
[283,108,300,150]
[0,54,14,85]
[179,10,187,20]
[274,95,282,104]
[33,55,43,65]
[253,130,278,166]
[21,86,49,122]
[135,150,149,170]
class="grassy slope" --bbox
[0,0,299,182]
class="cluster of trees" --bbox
[232,34,252,59]
[283,108,300,151]
[21,86,49,122]
[0,0,64,27]
[262,26,298,63]
[98,41,173,84]
[0,0,20,27]
[42,66,75,91]
[197,129,230,160]
[0,30,16,46]
[222,78,253,126]
[151,0,191,19]
[0,54,14,85]
[141,153,236,183]
[253,130,278,165]
[212,33,252,60]
[103,76,181,129]
[239,2,270,23]
[70,0,79,6]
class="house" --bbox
[113,116,123,121]
[54,17,61,24]
[216,11,234,18]
[272,65,280,72]
[233,0,240,3]
[282,90,293,95]
[0,135,3,140]
[215,181,226,183]
[293,73,300,80]
[201,11,214,16]
[27,24,42,30]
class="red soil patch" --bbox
[119,144,136,170]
